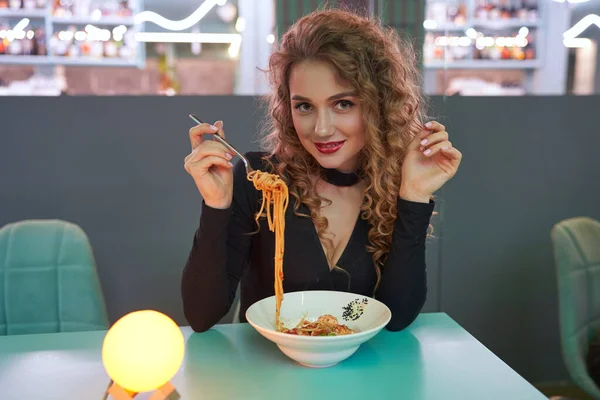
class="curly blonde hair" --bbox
[261,8,427,292]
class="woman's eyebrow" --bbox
[291,90,358,102]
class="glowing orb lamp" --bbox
[102,310,184,400]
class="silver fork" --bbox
[189,114,254,174]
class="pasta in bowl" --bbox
[245,290,391,368]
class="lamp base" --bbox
[104,380,180,400]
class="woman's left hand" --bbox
[399,121,462,203]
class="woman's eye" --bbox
[336,100,354,110]
[294,103,312,112]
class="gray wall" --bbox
[1,95,598,385]
[0,96,269,326]
[438,95,599,383]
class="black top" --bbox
[182,152,435,332]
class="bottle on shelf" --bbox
[7,37,21,54]
[473,29,535,62]
[35,27,46,55]
[104,37,117,57]
[425,1,447,25]
[0,22,7,54]
[489,0,501,20]
[52,0,133,18]
[499,0,507,19]
[49,22,136,60]
[0,25,46,56]
[49,31,66,56]
[22,30,33,54]
[89,39,103,58]
[499,0,512,20]
[79,39,89,56]
[516,0,528,20]
[30,29,38,54]
[118,0,131,17]
[513,46,525,60]
[9,0,21,10]
[526,0,537,21]
[453,3,467,25]
[447,4,456,24]
[68,41,79,57]
[52,0,63,16]
[72,0,91,17]
[488,42,502,60]
[509,0,518,19]
[0,29,6,55]
[475,0,489,20]
[53,0,73,17]
[99,0,132,17]
[524,34,535,59]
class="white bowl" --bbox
[245,290,391,368]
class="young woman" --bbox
[182,9,462,332]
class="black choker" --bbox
[321,167,362,187]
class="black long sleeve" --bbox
[181,152,434,332]
[376,198,434,331]
[181,159,256,332]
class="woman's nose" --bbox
[314,110,333,138]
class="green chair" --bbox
[552,216,600,399]
[0,219,109,335]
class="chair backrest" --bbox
[0,219,109,335]
[552,216,600,398]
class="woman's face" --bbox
[289,60,365,173]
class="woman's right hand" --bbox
[184,121,234,209]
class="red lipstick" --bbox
[314,141,345,154]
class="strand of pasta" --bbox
[247,170,289,331]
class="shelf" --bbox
[53,56,139,66]
[0,55,52,65]
[50,16,135,26]
[425,19,539,33]
[424,60,541,69]
[0,55,140,67]
[471,19,539,29]
[0,8,46,18]
[425,23,470,32]
[0,1,144,70]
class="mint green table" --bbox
[0,313,545,400]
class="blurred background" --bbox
[1,0,599,398]
[0,0,598,96]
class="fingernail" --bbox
[425,122,432,128]
[210,125,218,132]
[424,149,431,156]
[420,139,428,146]
[225,153,233,160]
[442,146,449,150]
[228,162,234,168]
